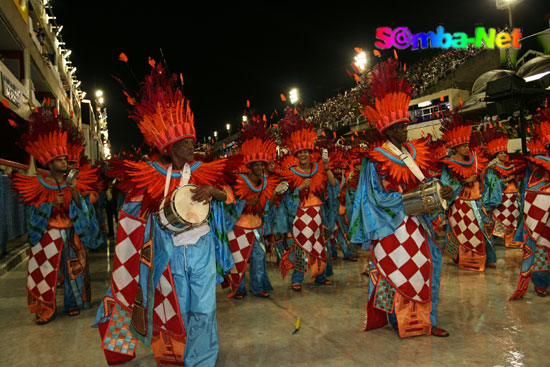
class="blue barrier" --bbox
[0,175,27,254]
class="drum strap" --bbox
[386,141,426,183]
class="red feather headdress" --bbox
[484,128,509,156]
[130,63,195,153]
[359,58,412,133]
[18,108,68,167]
[279,108,317,155]
[440,110,472,148]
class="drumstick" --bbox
[51,173,62,193]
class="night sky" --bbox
[52,0,550,154]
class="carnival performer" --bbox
[263,159,291,264]
[11,107,101,325]
[93,63,241,367]
[427,138,449,235]
[326,144,358,261]
[226,122,279,299]
[440,114,497,271]
[482,128,524,248]
[510,111,550,300]
[278,110,338,292]
[349,58,452,338]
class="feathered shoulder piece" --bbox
[359,58,412,133]
[442,150,487,180]
[440,109,472,148]
[234,173,279,215]
[494,158,525,178]
[11,165,99,218]
[130,63,195,153]
[527,138,548,156]
[316,137,346,170]
[534,109,550,147]
[280,158,328,201]
[108,156,242,216]
[368,138,434,191]
[18,107,68,167]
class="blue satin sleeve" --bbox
[210,199,243,280]
[283,188,300,229]
[440,165,462,205]
[322,180,341,231]
[482,168,503,211]
[26,202,52,246]
[349,159,406,243]
[70,194,101,250]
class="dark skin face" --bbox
[266,161,275,174]
[169,138,195,169]
[455,144,470,158]
[384,122,408,147]
[248,161,265,181]
[47,156,80,207]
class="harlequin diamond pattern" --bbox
[374,276,396,313]
[153,267,185,336]
[293,206,324,258]
[524,192,550,248]
[444,232,460,259]
[101,303,138,356]
[448,198,484,252]
[372,217,431,302]
[26,229,64,304]
[492,220,506,238]
[228,227,255,290]
[112,212,145,308]
[494,193,520,228]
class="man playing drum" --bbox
[349,58,452,338]
[94,63,241,367]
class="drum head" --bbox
[275,181,289,194]
[172,185,210,224]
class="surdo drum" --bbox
[159,184,211,233]
[402,180,448,216]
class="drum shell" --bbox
[159,185,211,233]
[402,181,447,216]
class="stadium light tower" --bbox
[289,88,300,104]
[496,0,523,28]
[353,50,368,72]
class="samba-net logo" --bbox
[375,26,522,50]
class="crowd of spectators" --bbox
[302,45,484,130]
[407,44,484,98]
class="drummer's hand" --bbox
[53,192,64,206]
[68,177,78,190]
[298,179,311,191]
[440,185,454,200]
[191,185,214,203]
[245,197,260,206]
[463,175,478,184]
